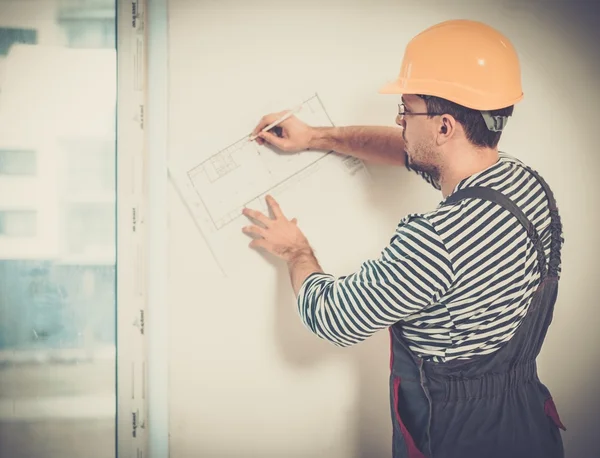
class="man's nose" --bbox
[395,115,405,129]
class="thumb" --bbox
[259,131,289,150]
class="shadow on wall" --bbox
[269,162,417,458]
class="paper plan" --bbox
[169,93,366,272]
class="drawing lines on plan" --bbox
[185,93,334,230]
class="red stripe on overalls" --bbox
[393,379,426,458]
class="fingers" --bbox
[242,208,271,227]
[258,131,288,150]
[249,238,271,251]
[242,224,266,238]
[251,111,287,138]
[265,195,285,219]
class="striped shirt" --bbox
[297,151,563,362]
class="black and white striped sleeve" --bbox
[296,217,455,347]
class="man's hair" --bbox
[420,95,514,149]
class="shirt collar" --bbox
[438,153,506,206]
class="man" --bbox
[242,19,565,458]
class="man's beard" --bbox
[406,145,441,184]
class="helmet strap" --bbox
[481,111,509,132]
[417,94,509,132]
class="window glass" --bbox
[0,1,116,457]
[0,150,37,175]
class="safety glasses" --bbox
[397,103,444,121]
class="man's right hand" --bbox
[250,111,316,153]
[251,113,407,166]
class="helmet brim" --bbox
[378,77,523,111]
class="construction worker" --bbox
[243,19,565,458]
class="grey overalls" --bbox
[389,166,565,458]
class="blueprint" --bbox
[169,93,366,273]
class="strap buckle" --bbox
[481,112,508,132]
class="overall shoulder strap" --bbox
[523,166,563,277]
[445,186,548,278]
[523,166,558,211]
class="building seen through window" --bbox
[0,1,117,457]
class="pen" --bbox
[249,104,303,141]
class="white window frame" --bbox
[116,0,169,457]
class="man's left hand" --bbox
[242,195,312,261]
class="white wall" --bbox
[166,1,600,457]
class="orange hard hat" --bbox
[379,19,524,112]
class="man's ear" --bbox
[437,115,455,144]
